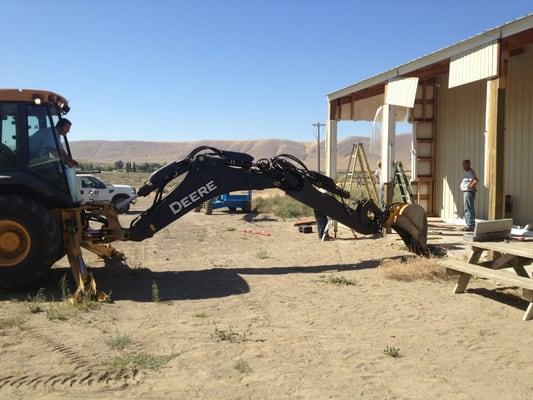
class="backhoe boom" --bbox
[124,147,427,254]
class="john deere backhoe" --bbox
[0,89,428,299]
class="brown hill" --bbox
[71,134,412,171]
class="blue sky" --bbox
[1,1,530,142]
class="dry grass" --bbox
[98,171,151,189]
[379,256,450,282]
[106,352,179,376]
[253,194,313,219]
[318,275,357,286]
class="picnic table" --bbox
[439,240,533,321]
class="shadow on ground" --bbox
[0,258,384,303]
[467,287,530,311]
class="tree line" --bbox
[113,160,164,172]
[77,160,164,173]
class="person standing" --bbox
[460,159,479,232]
[314,210,329,240]
[374,161,384,206]
[314,188,331,240]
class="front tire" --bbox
[0,195,61,289]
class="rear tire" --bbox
[0,195,61,289]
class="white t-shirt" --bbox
[374,167,384,189]
[460,168,477,192]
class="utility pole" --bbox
[312,122,326,173]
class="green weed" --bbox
[106,352,179,376]
[233,359,252,374]
[255,249,270,260]
[59,274,70,300]
[211,325,250,343]
[0,315,26,330]
[106,335,132,350]
[383,346,401,358]
[26,288,47,313]
[46,303,69,321]
[319,275,357,286]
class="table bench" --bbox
[439,240,533,321]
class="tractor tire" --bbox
[242,201,252,213]
[204,200,213,215]
[112,195,130,213]
[0,195,61,289]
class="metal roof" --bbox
[327,14,533,100]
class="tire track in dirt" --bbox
[0,330,143,392]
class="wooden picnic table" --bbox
[439,239,533,321]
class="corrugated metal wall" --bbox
[435,75,488,223]
[448,40,499,88]
[505,45,533,225]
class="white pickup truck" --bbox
[77,174,136,213]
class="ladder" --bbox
[341,143,380,203]
[393,161,414,204]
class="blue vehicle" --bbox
[195,191,252,214]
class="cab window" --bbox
[27,105,58,164]
[0,103,19,171]
[80,177,94,189]
[80,176,106,189]
[27,105,66,190]
[90,177,107,189]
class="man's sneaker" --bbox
[461,226,474,232]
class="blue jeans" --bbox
[314,210,328,239]
[463,191,476,228]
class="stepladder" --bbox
[393,161,414,204]
[341,143,380,204]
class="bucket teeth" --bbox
[387,203,429,256]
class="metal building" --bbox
[325,14,533,226]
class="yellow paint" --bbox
[0,220,31,267]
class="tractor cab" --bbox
[0,89,80,207]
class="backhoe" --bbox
[0,89,428,299]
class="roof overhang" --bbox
[327,14,533,101]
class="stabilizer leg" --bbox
[61,210,108,302]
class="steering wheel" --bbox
[0,143,17,168]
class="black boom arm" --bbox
[127,146,387,242]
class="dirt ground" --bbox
[1,197,532,400]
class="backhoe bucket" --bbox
[386,203,429,256]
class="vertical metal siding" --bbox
[448,40,499,88]
[436,75,488,223]
[505,45,533,225]
[385,77,419,108]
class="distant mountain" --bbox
[70,134,412,171]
